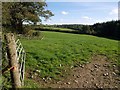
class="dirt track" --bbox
[28,55,120,88]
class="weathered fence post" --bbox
[5,33,21,88]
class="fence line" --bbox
[15,39,26,86]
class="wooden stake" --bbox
[5,33,21,88]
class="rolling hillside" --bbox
[19,31,119,88]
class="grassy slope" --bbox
[35,26,74,31]
[41,27,74,31]
[20,31,119,87]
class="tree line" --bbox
[50,20,120,40]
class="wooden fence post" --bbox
[5,33,21,88]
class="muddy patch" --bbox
[27,55,120,88]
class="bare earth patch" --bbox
[27,55,120,88]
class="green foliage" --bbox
[92,20,120,39]
[20,31,119,82]
[2,34,13,89]
[2,74,12,89]
[32,31,41,37]
[2,2,54,33]
[49,20,120,40]
[23,29,41,38]
[23,26,34,36]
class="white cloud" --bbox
[109,8,118,15]
[61,11,69,15]
[82,16,92,20]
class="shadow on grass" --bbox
[35,28,120,41]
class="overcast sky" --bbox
[41,1,119,25]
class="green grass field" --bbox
[40,27,74,31]
[35,26,74,31]
[20,31,119,86]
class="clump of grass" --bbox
[24,78,41,88]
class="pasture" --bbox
[19,31,119,87]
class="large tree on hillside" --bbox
[2,2,54,33]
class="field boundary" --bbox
[5,33,26,88]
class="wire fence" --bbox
[15,39,26,86]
